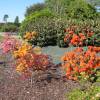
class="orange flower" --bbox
[61,55,66,61]
[74,47,83,52]
[24,31,38,41]
[61,47,99,81]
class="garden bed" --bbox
[0,34,100,100]
[0,50,80,100]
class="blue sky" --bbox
[0,0,44,22]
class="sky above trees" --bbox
[0,0,44,22]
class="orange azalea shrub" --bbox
[64,25,94,46]
[13,43,53,75]
[61,47,100,81]
[1,33,53,77]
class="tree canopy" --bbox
[14,16,20,26]
[45,0,97,19]
[3,14,9,23]
[25,3,46,17]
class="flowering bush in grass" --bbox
[61,46,100,81]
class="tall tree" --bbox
[45,0,97,19]
[14,16,19,26]
[45,0,74,16]
[3,14,9,23]
[25,3,46,16]
[67,0,97,19]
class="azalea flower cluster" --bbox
[64,26,94,46]
[23,31,38,41]
[13,43,52,75]
[1,33,52,77]
[61,46,100,80]
[1,34,20,53]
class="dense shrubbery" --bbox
[61,47,100,81]
[63,19,100,46]
[20,10,66,47]
[20,0,100,47]
[0,0,100,99]
[0,23,19,32]
[66,0,98,20]
[46,0,98,19]
[21,18,100,47]
[25,3,46,17]
[20,9,54,32]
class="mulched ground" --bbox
[0,71,80,100]
[0,52,81,100]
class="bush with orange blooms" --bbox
[13,43,53,75]
[64,25,95,46]
[1,33,53,77]
[61,46,100,81]
[23,31,38,41]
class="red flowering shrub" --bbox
[64,25,95,46]
[61,47,100,81]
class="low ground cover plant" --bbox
[67,85,100,100]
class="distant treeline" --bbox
[0,22,20,32]
[0,15,20,32]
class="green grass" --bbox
[66,71,100,100]
[66,85,100,100]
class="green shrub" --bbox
[20,0,100,47]
[67,0,98,20]
[0,23,19,32]
[20,10,66,47]
[25,3,46,17]
[45,0,99,20]
[0,24,18,32]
